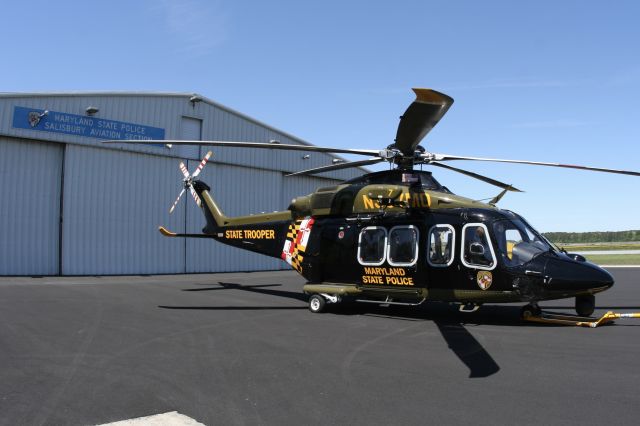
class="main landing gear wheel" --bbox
[521,303,542,319]
[575,295,595,317]
[309,294,326,313]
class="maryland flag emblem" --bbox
[281,218,315,273]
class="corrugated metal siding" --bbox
[185,162,284,272]
[180,116,202,159]
[61,145,186,275]
[0,138,62,275]
[0,93,365,181]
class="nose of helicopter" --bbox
[544,255,614,293]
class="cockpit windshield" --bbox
[492,219,552,266]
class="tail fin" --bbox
[192,180,231,233]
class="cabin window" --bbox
[388,226,419,267]
[358,227,387,266]
[427,225,455,267]
[461,223,496,271]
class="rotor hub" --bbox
[381,144,433,170]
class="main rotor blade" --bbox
[395,88,454,156]
[286,158,384,177]
[427,153,640,177]
[105,140,379,157]
[429,161,523,192]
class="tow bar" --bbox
[523,310,640,328]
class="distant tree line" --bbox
[542,230,640,244]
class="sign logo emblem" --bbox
[476,271,493,290]
[28,111,43,128]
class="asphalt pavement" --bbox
[1,268,639,425]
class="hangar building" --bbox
[0,92,362,276]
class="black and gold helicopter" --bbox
[110,88,640,326]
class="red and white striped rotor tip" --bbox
[179,162,189,179]
[169,188,186,214]
[192,151,213,178]
[190,186,202,207]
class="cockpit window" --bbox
[461,223,496,270]
[493,219,551,266]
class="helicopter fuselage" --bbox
[192,171,614,307]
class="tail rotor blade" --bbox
[192,151,213,178]
[172,152,210,213]
[190,186,202,207]
[169,188,186,214]
[179,162,190,179]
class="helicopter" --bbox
[108,88,640,326]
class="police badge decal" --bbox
[476,271,493,290]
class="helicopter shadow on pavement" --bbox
[434,320,500,378]
[158,282,309,311]
[159,282,542,378]
[183,282,308,301]
[333,304,518,378]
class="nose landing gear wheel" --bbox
[521,303,542,319]
[575,295,595,317]
[309,294,326,313]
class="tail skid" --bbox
[158,226,214,239]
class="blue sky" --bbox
[2,0,639,232]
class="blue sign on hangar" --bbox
[12,106,165,140]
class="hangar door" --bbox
[0,139,63,275]
[61,145,186,275]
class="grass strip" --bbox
[559,243,640,251]
[583,254,640,265]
